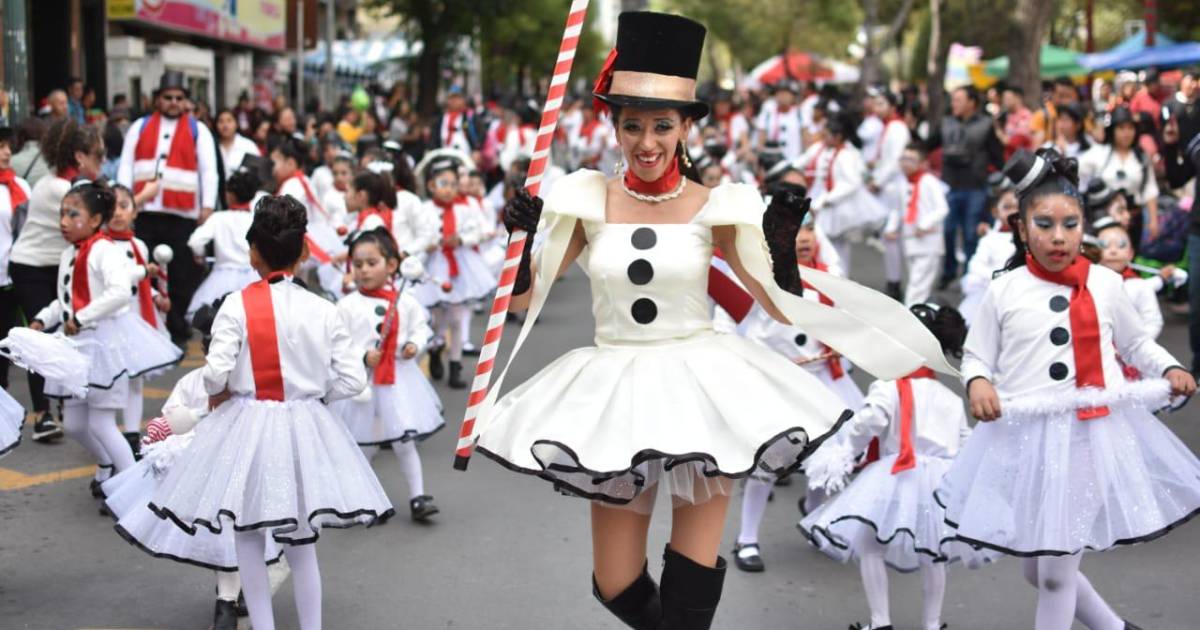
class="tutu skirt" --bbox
[0,387,25,458]
[45,311,182,406]
[935,380,1200,565]
[188,264,260,317]
[800,454,976,572]
[475,331,853,512]
[146,397,394,544]
[417,247,497,307]
[104,431,283,571]
[329,362,444,446]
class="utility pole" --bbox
[1085,0,1095,53]
[1145,0,1156,47]
[325,0,335,112]
[296,0,305,116]
[2,0,29,121]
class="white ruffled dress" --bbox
[936,265,1200,566]
[416,198,498,307]
[471,171,956,513]
[0,387,25,458]
[186,209,260,317]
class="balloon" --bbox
[351,87,370,112]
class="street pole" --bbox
[325,0,335,112]
[296,0,305,116]
[2,0,29,121]
[1085,0,1094,53]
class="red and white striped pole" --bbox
[454,0,591,471]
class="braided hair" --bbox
[246,194,307,271]
[1000,148,1082,271]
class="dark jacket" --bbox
[928,112,1004,190]
[1162,138,1200,236]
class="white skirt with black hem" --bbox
[187,264,260,318]
[103,430,284,571]
[474,331,854,514]
[416,247,497,307]
[800,454,981,572]
[0,387,25,458]
[328,361,445,446]
[935,379,1200,567]
[145,396,395,545]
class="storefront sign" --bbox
[107,0,286,52]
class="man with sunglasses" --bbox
[117,70,218,346]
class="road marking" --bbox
[0,464,96,491]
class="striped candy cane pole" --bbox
[454,0,590,471]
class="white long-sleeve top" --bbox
[857,115,884,162]
[1123,275,1165,340]
[278,174,334,229]
[756,102,804,160]
[337,290,433,366]
[962,264,1180,400]
[870,119,911,188]
[0,175,32,285]
[961,228,1016,297]
[811,143,866,210]
[420,198,487,247]
[35,238,132,328]
[117,115,219,218]
[10,174,70,267]
[883,172,948,256]
[838,377,972,459]
[202,278,366,401]
[742,263,848,378]
[217,134,260,180]
[187,209,252,267]
[1077,144,1159,205]
[361,190,440,256]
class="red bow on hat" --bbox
[593,48,619,116]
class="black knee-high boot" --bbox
[592,562,661,630]
[659,545,726,630]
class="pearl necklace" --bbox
[619,165,687,203]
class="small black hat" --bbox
[593,12,709,120]
[1083,178,1119,210]
[1090,215,1123,235]
[158,70,189,97]
[1003,150,1052,195]
[239,154,272,189]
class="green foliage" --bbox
[481,0,606,97]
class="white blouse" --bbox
[337,290,433,366]
[883,172,948,256]
[1123,275,1164,340]
[187,210,253,268]
[1078,144,1159,205]
[35,238,132,328]
[838,377,972,459]
[961,228,1016,297]
[0,175,32,285]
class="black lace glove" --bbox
[502,189,544,295]
[761,183,810,297]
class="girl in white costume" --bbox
[883,144,948,306]
[1091,217,1179,344]
[937,149,1200,630]
[732,222,866,573]
[466,13,953,629]
[867,91,912,300]
[800,304,972,630]
[107,184,173,450]
[331,229,443,521]
[28,182,181,495]
[958,182,1017,325]
[139,196,392,630]
[809,112,887,275]
[186,166,261,317]
[0,386,24,459]
[272,136,345,296]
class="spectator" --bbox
[0,127,31,392]
[337,108,364,151]
[1078,106,1159,242]
[1029,76,1078,146]
[927,85,1003,287]
[235,92,256,135]
[430,85,481,155]
[998,84,1034,159]
[116,70,218,345]
[46,90,69,120]
[66,78,85,124]
[0,88,9,127]
[1042,102,1090,159]
[214,108,261,181]
[1166,69,1200,146]
[101,120,124,181]
[252,118,272,156]
[1129,68,1164,131]
[10,117,49,186]
[1161,99,1200,373]
[9,117,103,442]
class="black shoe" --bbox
[32,412,63,442]
[732,543,764,572]
[798,496,809,516]
[848,625,893,630]
[463,343,480,356]
[124,431,142,460]
[448,361,467,389]
[937,275,953,291]
[236,591,248,616]
[1125,622,1143,630]
[660,545,726,630]
[90,465,114,499]
[409,495,439,521]
[428,347,445,381]
[774,473,793,487]
[885,281,902,301]
[213,598,238,630]
[593,561,661,630]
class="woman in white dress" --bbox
[1077,106,1158,244]
[465,12,952,629]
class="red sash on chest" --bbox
[891,367,936,474]
[104,230,157,326]
[820,144,843,193]
[134,112,198,210]
[799,258,844,380]
[0,169,28,209]
[437,199,460,278]
[905,170,927,225]
[241,275,286,401]
[71,232,112,312]
[361,288,400,385]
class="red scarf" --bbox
[58,166,80,183]
[444,111,462,146]
[0,169,28,209]
[799,257,845,380]
[872,115,905,162]
[624,157,681,196]
[71,232,112,312]
[891,367,936,474]
[356,204,394,234]
[360,288,400,385]
[279,172,326,218]
[104,229,157,326]
[227,201,251,211]
[1120,266,1138,280]
[241,273,287,401]
[905,170,927,225]
[1024,254,1109,419]
[821,143,843,193]
[437,198,460,278]
[134,112,198,210]
[803,142,824,182]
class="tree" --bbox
[859,0,917,90]
[480,0,605,100]
[1007,0,1056,109]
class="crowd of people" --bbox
[0,10,1198,628]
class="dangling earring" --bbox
[680,142,692,169]
[615,157,624,174]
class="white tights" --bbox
[235,532,322,630]
[215,570,241,601]
[1021,556,1123,630]
[736,478,773,545]
[883,237,904,283]
[858,538,945,630]
[432,304,468,361]
[360,441,426,500]
[62,400,135,480]
[831,236,854,276]
[122,377,143,434]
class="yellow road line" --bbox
[143,387,171,400]
[0,464,96,491]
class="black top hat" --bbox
[1003,150,1053,195]
[593,12,709,120]
[1090,215,1123,235]
[1083,178,1119,209]
[158,70,189,97]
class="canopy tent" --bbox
[1091,42,1200,71]
[982,44,1088,79]
[742,51,834,89]
[1079,32,1177,71]
[304,37,422,76]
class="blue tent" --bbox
[1094,42,1200,71]
[1080,32,1177,71]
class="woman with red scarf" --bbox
[414,157,492,390]
[940,149,1199,630]
[0,127,29,458]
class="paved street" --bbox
[1,243,1197,630]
